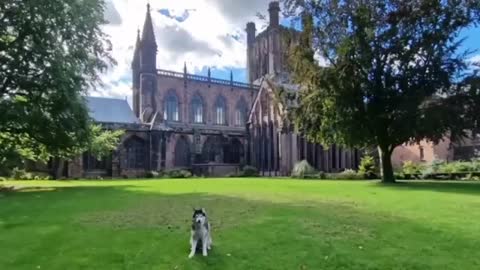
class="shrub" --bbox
[301,171,326,180]
[430,159,446,173]
[420,165,434,179]
[358,155,377,179]
[239,166,259,177]
[315,171,326,179]
[402,161,424,175]
[326,169,364,180]
[9,168,51,180]
[166,169,192,179]
[291,160,316,179]
[472,159,480,171]
[145,171,161,179]
[10,168,32,180]
[461,173,480,181]
[394,172,406,180]
[441,161,474,173]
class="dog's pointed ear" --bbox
[201,208,206,214]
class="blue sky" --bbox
[97,0,480,101]
[459,26,480,56]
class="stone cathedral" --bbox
[67,2,360,178]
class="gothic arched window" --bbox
[235,98,248,126]
[191,93,204,124]
[164,90,179,121]
[214,96,227,125]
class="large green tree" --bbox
[0,0,113,154]
[285,0,480,182]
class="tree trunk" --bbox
[378,146,395,183]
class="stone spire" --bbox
[132,29,141,68]
[140,3,157,73]
[142,3,157,48]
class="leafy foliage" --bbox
[402,161,425,175]
[0,0,114,157]
[0,125,124,177]
[146,171,161,179]
[239,166,259,177]
[291,160,317,178]
[166,169,193,179]
[87,125,125,161]
[284,0,480,183]
[0,132,49,175]
[326,169,364,180]
[9,168,51,180]
[358,155,377,179]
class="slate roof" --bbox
[85,96,140,124]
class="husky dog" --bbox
[188,208,212,258]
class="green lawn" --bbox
[1,179,480,269]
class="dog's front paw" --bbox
[202,252,208,257]
[188,253,195,259]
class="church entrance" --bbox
[174,136,191,168]
[225,138,243,164]
[202,136,227,163]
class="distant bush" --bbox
[394,172,406,180]
[145,171,161,179]
[326,169,364,180]
[358,155,377,179]
[461,173,480,181]
[239,166,259,177]
[398,159,480,180]
[402,161,424,175]
[441,161,474,173]
[166,169,192,179]
[10,168,50,180]
[430,159,446,173]
[300,171,326,180]
[291,160,316,179]
[11,168,31,180]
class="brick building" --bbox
[68,2,361,178]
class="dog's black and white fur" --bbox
[189,208,212,258]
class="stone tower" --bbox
[268,1,280,27]
[245,1,285,84]
[246,22,256,84]
[132,4,157,122]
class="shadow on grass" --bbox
[373,180,480,195]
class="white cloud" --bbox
[94,0,273,104]
[469,54,480,64]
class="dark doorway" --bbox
[174,136,191,167]
[225,138,243,164]
[202,136,227,163]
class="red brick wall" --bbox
[154,76,254,127]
